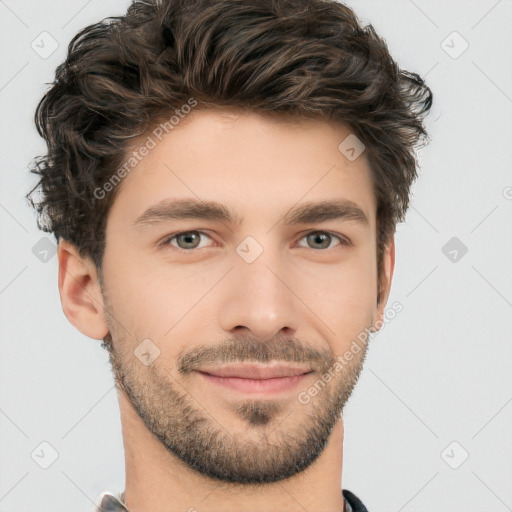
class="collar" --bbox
[97,488,365,511]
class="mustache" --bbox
[177,332,335,375]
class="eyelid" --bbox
[158,229,351,251]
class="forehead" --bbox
[107,108,376,229]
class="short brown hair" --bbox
[27,0,433,300]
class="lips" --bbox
[197,363,313,380]
[196,363,313,394]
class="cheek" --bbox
[103,254,219,347]
[291,250,377,341]
[101,252,170,340]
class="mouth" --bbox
[196,363,313,395]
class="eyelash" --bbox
[158,230,351,252]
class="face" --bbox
[98,108,392,484]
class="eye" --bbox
[158,230,214,251]
[296,231,349,250]
[158,229,350,252]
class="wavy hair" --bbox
[27,0,433,298]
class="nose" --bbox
[218,249,301,341]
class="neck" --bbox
[118,391,346,512]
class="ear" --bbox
[372,236,395,332]
[57,239,110,340]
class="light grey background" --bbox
[1,1,511,511]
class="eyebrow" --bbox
[131,197,369,229]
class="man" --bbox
[27,0,433,510]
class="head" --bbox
[27,0,432,485]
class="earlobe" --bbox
[57,239,110,340]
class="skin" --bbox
[58,108,395,512]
